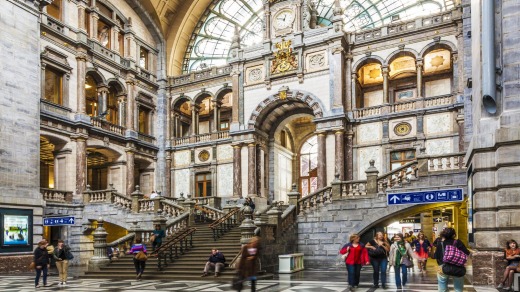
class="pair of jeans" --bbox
[346,264,362,286]
[395,264,408,287]
[35,265,48,286]
[437,271,464,292]
[370,257,388,285]
[133,258,146,275]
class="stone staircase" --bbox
[83,223,243,281]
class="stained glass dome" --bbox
[183,0,456,73]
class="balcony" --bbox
[169,65,232,86]
[352,94,458,119]
[171,131,230,147]
[138,132,155,144]
[41,188,73,204]
[40,99,72,117]
[91,117,126,136]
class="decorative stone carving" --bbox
[249,68,262,82]
[389,118,416,140]
[245,65,264,85]
[271,39,297,74]
[306,51,328,72]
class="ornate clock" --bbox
[273,9,295,30]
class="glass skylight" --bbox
[183,0,455,73]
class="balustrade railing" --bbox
[195,133,212,143]
[83,189,112,203]
[137,132,155,144]
[91,117,125,135]
[194,204,224,222]
[297,187,332,215]
[106,233,136,259]
[193,196,222,209]
[425,94,452,107]
[172,131,230,147]
[353,105,383,118]
[209,207,242,240]
[155,227,197,270]
[161,199,185,218]
[165,213,190,237]
[111,192,132,211]
[426,152,465,172]
[339,180,368,198]
[41,188,72,203]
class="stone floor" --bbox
[1,263,499,291]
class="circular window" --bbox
[394,122,412,136]
[198,150,210,162]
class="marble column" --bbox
[233,144,242,198]
[212,99,220,132]
[75,136,87,200]
[416,59,423,98]
[90,12,99,41]
[331,47,345,108]
[191,103,197,135]
[456,111,465,152]
[125,79,134,130]
[40,63,46,100]
[76,52,87,114]
[256,145,262,197]
[126,148,135,196]
[335,130,345,181]
[351,73,358,109]
[345,54,353,110]
[117,95,126,127]
[98,86,108,117]
[77,2,86,31]
[248,143,257,196]
[112,26,119,52]
[317,133,327,189]
[382,66,389,103]
[346,127,354,181]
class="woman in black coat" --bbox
[34,240,50,288]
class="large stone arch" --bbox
[384,48,420,66]
[85,68,107,86]
[352,55,386,72]
[247,89,325,132]
[419,40,458,59]
[171,94,193,108]
[106,78,127,95]
[193,90,214,105]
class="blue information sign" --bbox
[43,216,75,226]
[387,188,463,206]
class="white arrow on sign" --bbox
[69,218,74,223]
[390,195,400,204]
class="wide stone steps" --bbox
[83,223,243,281]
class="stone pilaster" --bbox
[346,127,354,181]
[165,153,172,197]
[125,78,135,131]
[256,145,262,197]
[382,66,389,103]
[365,160,379,196]
[233,144,242,198]
[351,73,358,109]
[345,54,353,110]
[231,70,240,125]
[416,59,423,98]
[74,134,88,201]
[76,52,87,114]
[317,132,327,188]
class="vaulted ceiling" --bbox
[139,0,213,76]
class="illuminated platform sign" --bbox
[387,188,463,206]
[43,216,75,226]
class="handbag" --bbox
[135,251,148,261]
[368,246,387,258]
[442,240,467,266]
[441,263,466,277]
[401,255,413,268]
[149,234,156,243]
[28,262,35,269]
[429,247,436,259]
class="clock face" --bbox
[274,10,294,30]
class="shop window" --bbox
[140,47,149,69]
[390,150,416,170]
[47,0,62,20]
[220,120,229,131]
[138,106,151,134]
[196,173,212,197]
[106,87,118,124]
[44,67,63,105]
[85,75,98,117]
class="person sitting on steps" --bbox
[201,249,226,277]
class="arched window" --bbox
[300,135,318,197]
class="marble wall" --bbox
[363,90,384,107]
[174,150,190,167]
[425,138,453,155]
[357,146,383,179]
[217,144,233,161]
[357,122,382,144]
[424,112,453,136]
[217,164,233,197]
[173,168,190,196]
[425,78,451,97]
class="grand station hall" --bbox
[0,0,519,291]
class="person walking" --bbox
[433,227,471,292]
[34,240,50,288]
[497,239,520,290]
[53,239,73,285]
[339,234,370,291]
[389,233,419,289]
[201,249,226,277]
[151,224,165,251]
[366,231,390,289]
[128,238,147,280]
[412,232,431,274]
[237,236,261,291]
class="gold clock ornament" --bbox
[198,150,210,162]
[394,122,412,136]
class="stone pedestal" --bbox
[131,186,143,213]
[239,206,256,244]
[287,184,300,206]
[365,160,379,196]
[181,196,197,226]
[88,219,110,271]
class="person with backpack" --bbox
[433,227,471,292]
[53,239,73,286]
